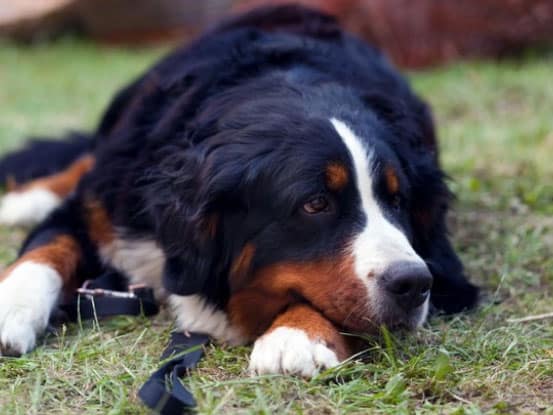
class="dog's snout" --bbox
[380,262,432,310]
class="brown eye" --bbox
[303,195,330,214]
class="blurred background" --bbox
[2,0,553,68]
[0,0,553,68]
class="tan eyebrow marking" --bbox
[325,162,349,191]
[384,165,399,194]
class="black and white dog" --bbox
[0,6,477,376]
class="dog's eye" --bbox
[303,196,330,214]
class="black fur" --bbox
[0,132,92,185]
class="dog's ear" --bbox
[145,139,256,295]
[141,144,225,295]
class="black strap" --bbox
[138,332,210,414]
[56,271,208,414]
[58,273,159,321]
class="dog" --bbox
[0,6,478,376]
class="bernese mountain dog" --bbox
[0,6,478,376]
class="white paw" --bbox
[0,188,61,226]
[249,327,339,377]
[0,262,62,355]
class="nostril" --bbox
[387,279,412,296]
[384,272,431,296]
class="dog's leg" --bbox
[0,198,100,356]
[426,234,479,314]
[0,155,94,226]
[248,304,351,377]
[0,237,80,355]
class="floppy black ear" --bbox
[157,198,220,296]
[141,144,228,296]
[145,134,261,296]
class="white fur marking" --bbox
[249,327,339,377]
[330,118,427,278]
[169,295,245,345]
[99,237,167,299]
[0,262,62,355]
[0,189,61,226]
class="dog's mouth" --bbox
[373,298,429,331]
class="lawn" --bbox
[0,39,552,414]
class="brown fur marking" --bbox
[18,155,95,197]
[84,197,115,246]
[227,254,373,341]
[326,162,349,191]
[0,235,81,284]
[267,303,352,361]
[384,165,399,195]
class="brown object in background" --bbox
[238,0,553,68]
[2,0,553,67]
[75,0,234,43]
[349,0,553,68]
[0,0,234,44]
[0,0,72,25]
[0,0,74,41]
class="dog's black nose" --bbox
[381,262,433,310]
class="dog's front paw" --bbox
[249,327,340,377]
[0,311,40,356]
[0,262,62,356]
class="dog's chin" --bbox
[337,298,429,335]
[378,298,430,332]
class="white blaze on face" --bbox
[330,118,426,280]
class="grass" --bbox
[0,38,552,414]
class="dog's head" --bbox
[150,89,444,338]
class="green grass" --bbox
[0,39,552,414]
